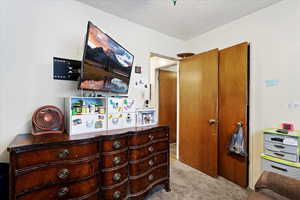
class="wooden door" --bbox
[159,70,177,143]
[218,42,249,187]
[179,49,219,177]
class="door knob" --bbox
[208,119,217,124]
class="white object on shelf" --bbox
[65,97,107,135]
[107,113,124,130]
[136,108,157,127]
[123,112,136,128]
[107,97,137,130]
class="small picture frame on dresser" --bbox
[136,108,157,127]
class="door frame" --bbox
[150,53,180,160]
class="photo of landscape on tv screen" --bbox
[80,22,134,93]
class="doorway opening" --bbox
[149,53,179,160]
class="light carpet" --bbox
[146,159,249,200]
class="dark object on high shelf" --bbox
[80,21,134,94]
[0,163,9,200]
[177,53,194,58]
[32,105,65,135]
[7,125,170,200]
[53,57,81,81]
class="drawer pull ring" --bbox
[57,187,69,197]
[57,168,70,180]
[113,191,121,199]
[271,138,284,142]
[113,141,121,149]
[274,145,285,149]
[271,165,288,172]
[149,160,154,166]
[58,149,70,159]
[148,146,154,152]
[148,174,154,181]
[149,135,154,140]
[113,156,121,165]
[274,153,284,157]
[113,173,122,181]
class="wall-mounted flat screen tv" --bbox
[80,21,134,94]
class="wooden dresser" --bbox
[7,125,170,200]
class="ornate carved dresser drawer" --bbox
[128,139,169,161]
[18,176,98,200]
[15,143,98,169]
[8,134,100,200]
[128,127,170,200]
[101,151,128,169]
[15,159,98,194]
[101,137,127,152]
[129,151,168,176]
[8,125,170,200]
[129,164,168,194]
[100,135,129,200]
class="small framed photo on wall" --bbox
[135,66,142,74]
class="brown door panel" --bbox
[179,49,219,177]
[218,42,249,188]
[159,70,177,143]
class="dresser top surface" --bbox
[7,125,169,152]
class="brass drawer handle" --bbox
[148,146,154,153]
[148,135,154,140]
[57,187,69,197]
[113,191,121,199]
[57,168,70,180]
[113,173,122,181]
[148,174,154,181]
[113,141,121,149]
[148,160,154,166]
[271,165,288,172]
[113,156,121,165]
[58,149,70,159]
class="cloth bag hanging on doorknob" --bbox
[228,124,247,157]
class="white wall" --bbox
[185,0,300,188]
[0,0,185,161]
[160,65,178,72]
[149,57,177,107]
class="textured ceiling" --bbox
[76,0,282,40]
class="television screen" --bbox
[80,22,134,93]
